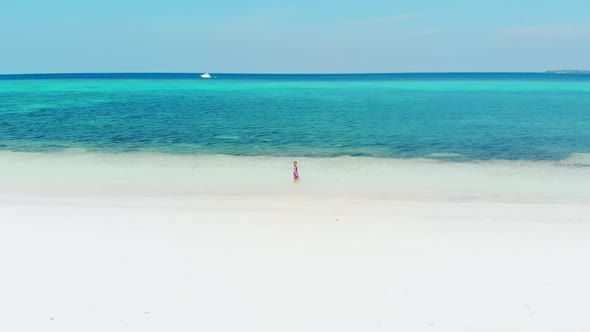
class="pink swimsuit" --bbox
[293,166,299,180]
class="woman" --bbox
[293,161,300,182]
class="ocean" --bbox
[1,73,590,162]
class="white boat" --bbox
[200,73,211,79]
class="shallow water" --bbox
[1,151,589,203]
[1,73,589,162]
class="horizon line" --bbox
[0,70,563,76]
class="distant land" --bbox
[546,69,590,74]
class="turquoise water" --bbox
[1,73,589,161]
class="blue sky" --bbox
[2,0,589,73]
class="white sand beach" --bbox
[1,151,590,331]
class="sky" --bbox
[1,0,589,73]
